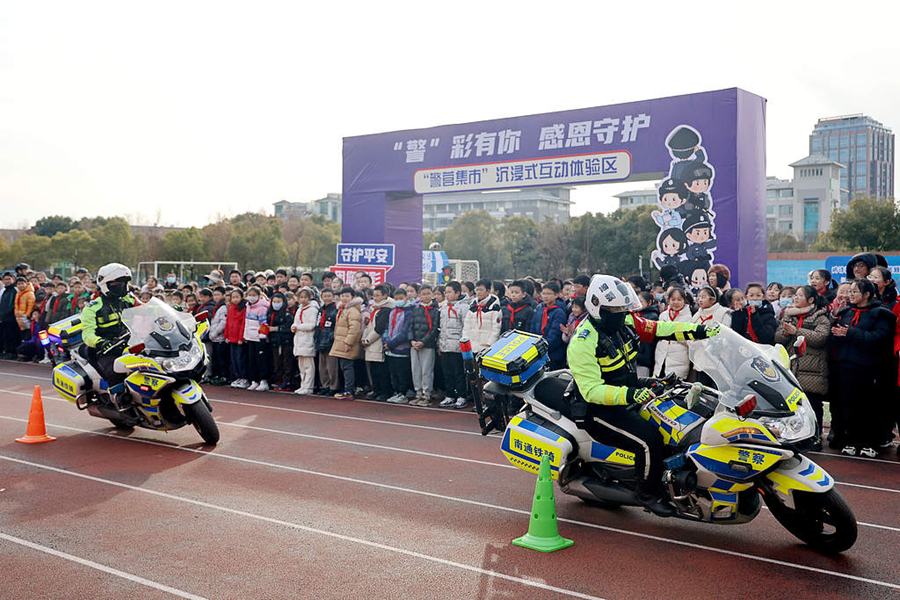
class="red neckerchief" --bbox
[699,313,713,324]
[668,307,681,321]
[370,305,383,324]
[850,308,864,327]
[509,304,526,327]
[796,314,806,329]
[335,305,344,326]
[745,307,759,342]
[298,305,311,323]
[424,304,434,331]
[448,303,458,319]
[318,306,328,329]
[540,304,558,334]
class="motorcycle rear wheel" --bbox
[183,401,220,445]
[764,488,857,554]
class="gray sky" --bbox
[1,1,898,228]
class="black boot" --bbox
[637,485,677,518]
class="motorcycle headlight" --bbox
[160,343,204,373]
[759,399,816,443]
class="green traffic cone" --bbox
[512,454,574,552]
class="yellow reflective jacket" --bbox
[567,313,703,406]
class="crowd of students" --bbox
[2,252,898,458]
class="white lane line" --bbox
[0,455,603,600]
[216,420,514,470]
[0,531,207,600]
[209,397,486,437]
[1,417,899,591]
[810,450,900,467]
[0,370,487,438]
[0,388,896,496]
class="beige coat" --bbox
[361,297,395,362]
[653,305,694,378]
[774,306,831,396]
[329,297,363,360]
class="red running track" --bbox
[0,360,898,599]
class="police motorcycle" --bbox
[471,328,857,554]
[47,297,220,445]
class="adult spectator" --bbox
[846,252,886,281]
[0,272,19,358]
[707,264,731,292]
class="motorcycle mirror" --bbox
[735,394,757,418]
[129,343,145,354]
[194,311,209,322]
[793,335,807,357]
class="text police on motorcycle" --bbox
[567,274,720,517]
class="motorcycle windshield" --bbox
[122,297,197,356]
[689,327,801,415]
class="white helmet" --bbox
[97,263,132,296]
[585,274,641,319]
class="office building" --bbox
[423,187,571,232]
[766,154,843,242]
[614,189,658,210]
[809,114,894,204]
[273,193,342,223]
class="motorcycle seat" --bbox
[534,375,573,417]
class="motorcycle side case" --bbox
[640,398,705,446]
[52,362,91,403]
[480,330,548,391]
[47,314,83,348]
[501,413,574,480]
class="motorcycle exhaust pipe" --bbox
[564,477,639,506]
[87,403,128,422]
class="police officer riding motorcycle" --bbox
[80,263,136,403]
[567,274,720,516]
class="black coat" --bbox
[409,300,441,348]
[267,306,295,346]
[635,304,660,369]
[502,299,535,334]
[832,301,896,368]
[314,302,338,352]
[730,300,777,345]
[0,284,15,321]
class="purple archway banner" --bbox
[342,87,766,286]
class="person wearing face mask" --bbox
[727,283,776,345]
[831,278,896,458]
[266,291,295,391]
[634,292,659,379]
[568,274,719,517]
[243,287,271,392]
[163,272,178,290]
[775,285,832,449]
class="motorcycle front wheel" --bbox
[183,401,220,445]
[764,488,857,554]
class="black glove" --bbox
[696,324,721,339]
[626,387,654,405]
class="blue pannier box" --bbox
[479,330,548,390]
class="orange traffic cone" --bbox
[15,386,56,444]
